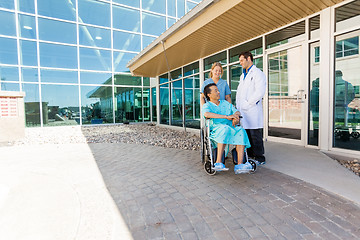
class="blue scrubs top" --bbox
[201,78,231,100]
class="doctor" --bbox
[236,51,266,164]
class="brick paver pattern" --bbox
[89,143,360,240]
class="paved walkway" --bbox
[0,141,359,239]
[90,143,360,240]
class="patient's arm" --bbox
[204,112,237,121]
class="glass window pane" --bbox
[143,87,150,121]
[20,40,37,66]
[159,73,168,84]
[334,33,360,151]
[0,11,16,36]
[229,38,262,63]
[40,43,77,69]
[204,51,227,71]
[80,71,112,85]
[0,0,14,9]
[142,0,165,14]
[0,82,20,91]
[113,0,139,8]
[113,31,141,52]
[18,14,36,39]
[114,73,141,86]
[21,68,38,82]
[18,0,35,14]
[81,85,113,124]
[142,35,156,49]
[160,83,169,124]
[0,37,18,64]
[151,87,156,121]
[168,0,176,17]
[266,21,305,49]
[113,5,140,32]
[0,66,19,82]
[142,12,165,36]
[230,63,242,103]
[114,87,142,123]
[171,80,183,127]
[184,61,199,77]
[167,17,176,28]
[309,42,320,146]
[42,84,80,126]
[309,15,320,40]
[22,83,41,127]
[177,0,185,18]
[113,51,136,73]
[170,68,182,80]
[80,47,111,71]
[37,0,76,21]
[185,75,200,129]
[78,0,110,27]
[79,25,111,48]
[38,17,76,44]
[40,69,78,84]
[143,77,150,86]
[336,1,360,32]
[186,1,197,13]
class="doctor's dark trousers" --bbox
[245,128,265,161]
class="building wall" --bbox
[0,0,201,127]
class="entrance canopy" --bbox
[127,0,343,77]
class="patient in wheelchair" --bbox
[203,83,252,174]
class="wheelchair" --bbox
[200,118,257,175]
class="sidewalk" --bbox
[0,138,359,239]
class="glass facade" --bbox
[0,0,200,127]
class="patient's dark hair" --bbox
[204,83,217,101]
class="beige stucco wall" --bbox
[0,91,26,142]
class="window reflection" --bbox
[113,0,140,8]
[113,51,136,73]
[21,68,38,82]
[151,87,157,121]
[0,66,19,82]
[142,35,156,49]
[335,0,360,32]
[18,14,36,39]
[143,87,150,121]
[81,85,113,124]
[142,12,165,36]
[114,87,142,123]
[0,11,16,36]
[41,84,79,126]
[186,1,197,12]
[142,0,165,14]
[168,0,176,17]
[40,69,78,84]
[114,73,141,86]
[38,18,76,44]
[0,82,20,91]
[22,83,41,127]
[113,5,140,32]
[18,0,35,14]
[0,0,14,9]
[177,0,185,18]
[160,83,169,124]
[37,0,76,21]
[171,80,183,127]
[40,43,77,69]
[80,47,111,71]
[309,42,320,146]
[20,40,37,66]
[113,31,141,52]
[0,37,18,64]
[185,75,200,129]
[80,71,112,85]
[266,21,305,49]
[78,0,110,27]
[79,25,111,49]
[167,17,176,28]
[204,51,227,71]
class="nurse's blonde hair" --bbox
[209,62,223,79]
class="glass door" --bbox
[267,45,306,142]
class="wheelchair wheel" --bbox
[200,128,205,164]
[248,159,257,173]
[204,161,216,175]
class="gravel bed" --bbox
[10,123,201,151]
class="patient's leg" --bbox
[216,143,226,163]
[235,145,245,164]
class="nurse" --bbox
[203,83,252,174]
[236,51,266,164]
[200,62,231,106]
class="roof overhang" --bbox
[127,0,343,77]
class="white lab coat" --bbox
[236,65,266,129]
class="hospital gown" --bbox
[202,100,251,148]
